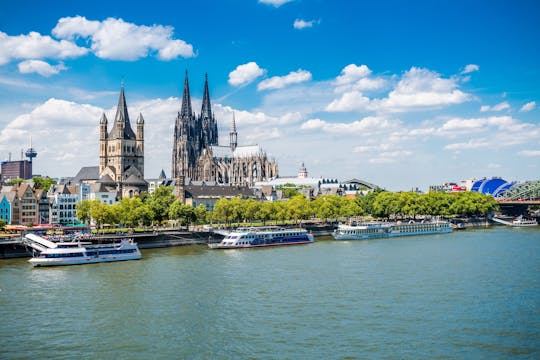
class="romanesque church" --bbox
[172,72,278,187]
[98,85,147,198]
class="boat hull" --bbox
[333,222,453,241]
[208,239,313,249]
[29,253,142,267]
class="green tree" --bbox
[146,186,176,223]
[287,195,311,224]
[194,204,208,225]
[169,200,196,228]
[32,176,56,191]
[244,199,261,223]
[213,198,233,226]
[118,197,153,227]
[372,192,399,219]
[0,219,6,231]
[76,200,92,224]
[7,178,24,186]
[355,189,383,215]
[256,202,274,225]
[89,200,112,229]
[341,197,364,218]
[312,195,342,222]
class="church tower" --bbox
[172,71,197,180]
[99,82,146,198]
[200,73,218,148]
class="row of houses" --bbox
[0,163,379,226]
[0,183,79,226]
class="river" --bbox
[1,227,539,359]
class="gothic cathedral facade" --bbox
[172,72,278,187]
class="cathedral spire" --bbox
[230,112,238,151]
[201,73,212,119]
[180,70,193,118]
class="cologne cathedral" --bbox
[172,72,278,186]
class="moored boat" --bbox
[24,233,141,267]
[511,216,538,227]
[208,226,314,249]
[332,220,453,240]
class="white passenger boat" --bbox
[511,216,538,227]
[24,233,141,267]
[333,220,453,240]
[208,226,314,249]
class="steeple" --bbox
[109,82,136,140]
[180,70,193,119]
[201,73,212,119]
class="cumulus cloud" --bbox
[326,66,472,113]
[376,67,472,112]
[228,62,266,86]
[17,60,67,77]
[300,116,396,134]
[479,101,510,112]
[518,150,540,157]
[333,64,385,93]
[444,139,490,150]
[336,64,372,85]
[519,101,536,112]
[257,69,312,90]
[0,99,103,172]
[0,31,88,65]
[52,16,195,61]
[293,19,318,29]
[259,0,294,7]
[325,91,370,112]
[461,64,479,74]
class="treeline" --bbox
[76,186,499,228]
[212,190,499,225]
[76,186,208,228]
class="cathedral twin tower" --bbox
[98,71,278,198]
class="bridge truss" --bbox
[499,180,540,200]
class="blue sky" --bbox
[0,0,539,190]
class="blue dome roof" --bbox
[471,178,515,197]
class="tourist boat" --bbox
[511,216,538,227]
[208,226,314,249]
[23,233,141,267]
[333,220,453,240]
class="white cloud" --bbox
[228,62,266,86]
[326,66,472,113]
[325,91,370,112]
[519,101,536,112]
[376,67,472,112]
[444,139,490,150]
[52,16,195,61]
[257,69,312,90]
[0,99,103,173]
[17,60,67,77]
[0,31,88,65]
[333,64,385,93]
[300,116,396,134]
[461,64,479,74]
[518,150,540,157]
[259,0,294,7]
[336,64,372,85]
[293,19,318,29]
[479,101,510,112]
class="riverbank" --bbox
[0,217,528,259]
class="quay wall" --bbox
[0,218,497,259]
